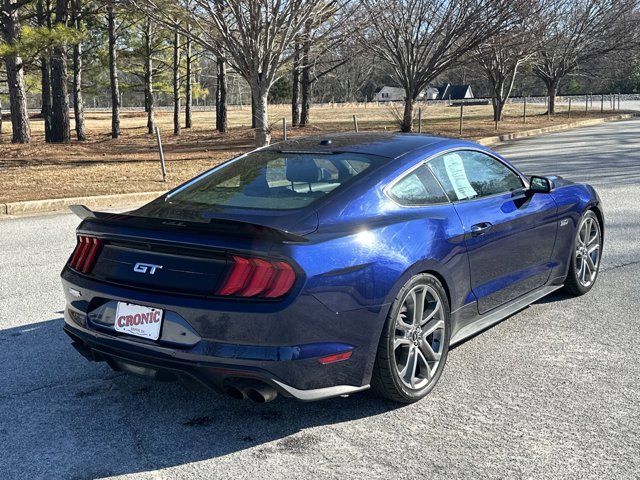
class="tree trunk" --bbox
[71,0,86,140]
[545,79,558,115]
[401,95,414,133]
[250,90,257,129]
[5,56,31,143]
[41,56,52,141]
[49,0,71,143]
[184,34,192,129]
[2,3,31,143]
[215,57,227,133]
[299,39,311,127]
[491,98,506,122]
[490,79,505,122]
[252,83,270,146]
[143,19,154,134]
[291,44,300,126]
[37,0,52,142]
[173,27,181,136]
[107,1,120,138]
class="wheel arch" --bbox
[589,204,605,243]
[381,260,455,318]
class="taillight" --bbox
[217,255,296,298]
[68,236,102,273]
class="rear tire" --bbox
[371,273,450,403]
[563,210,602,296]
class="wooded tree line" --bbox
[1,0,639,146]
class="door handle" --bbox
[470,222,493,236]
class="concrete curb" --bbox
[1,191,167,217]
[0,113,635,218]
[476,113,634,146]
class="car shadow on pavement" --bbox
[0,317,403,479]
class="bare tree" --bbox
[1,0,31,143]
[129,0,231,135]
[362,0,518,132]
[325,42,375,102]
[294,5,355,127]
[130,0,343,145]
[535,0,640,114]
[215,55,227,133]
[474,3,543,121]
[203,0,343,145]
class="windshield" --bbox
[164,150,387,211]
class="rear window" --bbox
[164,150,386,210]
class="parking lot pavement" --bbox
[1,119,639,480]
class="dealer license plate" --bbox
[114,302,163,340]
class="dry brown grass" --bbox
[0,101,616,203]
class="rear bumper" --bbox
[63,320,369,401]
[60,265,384,400]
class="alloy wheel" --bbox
[575,215,601,288]
[393,284,446,390]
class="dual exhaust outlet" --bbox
[224,379,278,403]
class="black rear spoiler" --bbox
[69,204,310,244]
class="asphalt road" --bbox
[1,119,640,480]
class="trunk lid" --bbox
[68,206,311,298]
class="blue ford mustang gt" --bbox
[61,133,603,403]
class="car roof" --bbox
[266,132,469,160]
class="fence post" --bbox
[568,97,572,118]
[523,96,527,124]
[282,117,287,140]
[601,94,604,113]
[418,107,422,133]
[618,93,621,110]
[353,114,359,133]
[459,104,463,135]
[155,126,167,182]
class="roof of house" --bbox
[437,84,473,100]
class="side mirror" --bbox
[528,175,552,194]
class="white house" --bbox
[373,85,441,102]
[373,86,405,101]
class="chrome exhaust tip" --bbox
[244,383,278,403]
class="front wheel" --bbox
[563,210,602,296]
[371,273,450,403]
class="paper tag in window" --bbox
[443,153,477,200]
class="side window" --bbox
[387,165,449,206]
[429,150,523,201]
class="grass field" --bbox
[0,101,617,203]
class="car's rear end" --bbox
[61,146,392,402]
